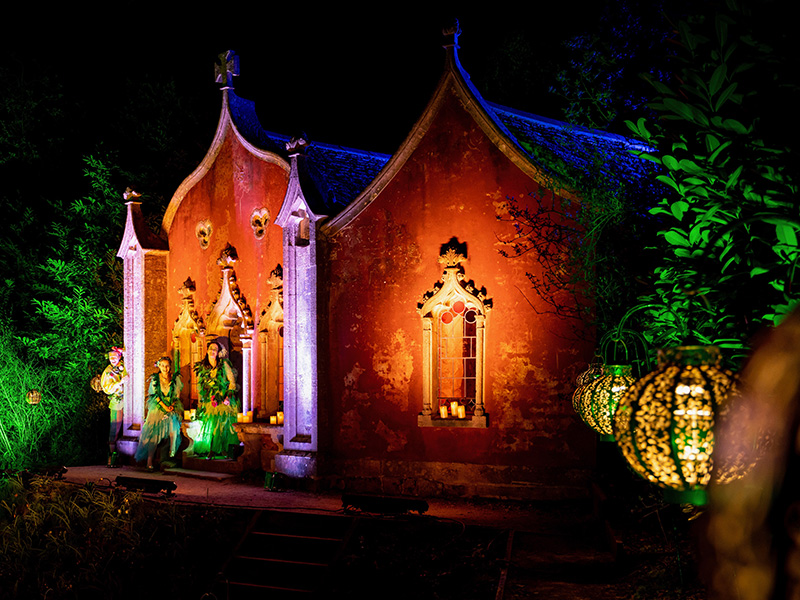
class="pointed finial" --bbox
[123,188,141,202]
[286,135,309,157]
[215,50,240,89]
[438,237,467,267]
[442,20,461,49]
[178,278,196,298]
[217,243,239,267]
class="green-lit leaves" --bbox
[671,201,690,221]
[664,229,691,247]
[621,4,797,360]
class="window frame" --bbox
[417,252,490,428]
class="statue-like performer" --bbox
[193,338,239,458]
[135,356,184,471]
[101,347,127,468]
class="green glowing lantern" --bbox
[576,365,635,442]
[613,345,736,506]
[571,361,604,415]
[26,389,42,405]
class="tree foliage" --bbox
[0,52,207,469]
[626,0,799,362]
[552,0,679,133]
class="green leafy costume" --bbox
[193,358,239,457]
[135,372,184,461]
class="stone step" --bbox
[182,453,243,474]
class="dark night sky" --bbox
[5,3,604,155]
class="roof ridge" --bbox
[488,101,651,151]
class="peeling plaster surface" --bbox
[322,89,596,473]
[376,419,408,452]
[372,330,414,411]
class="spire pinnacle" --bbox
[442,20,461,49]
[214,50,239,90]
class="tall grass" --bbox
[0,331,105,470]
[0,475,249,599]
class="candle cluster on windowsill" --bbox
[236,411,254,423]
[439,402,467,419]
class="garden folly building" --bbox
[117,26,648,498]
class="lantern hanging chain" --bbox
[604,303,687,373]
[600,327,651,375]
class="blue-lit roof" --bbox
[489,102,654,190]
[227,71,652,218]
[228,91,389,215]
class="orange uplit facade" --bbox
[116,32,648,497]
[322,86,595,493]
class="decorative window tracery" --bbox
[418,239,491,428]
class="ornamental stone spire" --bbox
[214,50,239,89]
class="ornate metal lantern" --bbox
[613,345,736,505]
[26,389,42,405]
[571,361,605,414]
[575,364,635,442]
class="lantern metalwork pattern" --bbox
[576,364,635,440]
[613,345,736,504]
[571,361,604,415]
[26,389,42,405]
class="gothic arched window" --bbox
[417,242,491,428]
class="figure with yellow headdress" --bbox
[101,347,127,467]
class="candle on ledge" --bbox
[244,412,253,423]
[277,411,284,425]
[450,401,459,416]
[457,405,466,419]
[270,415,277,425]
[439,405,448,419]
[237,412,244,423]
[184,410,191,421]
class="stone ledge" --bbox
[418,414,488,428]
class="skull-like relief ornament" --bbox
[250,208,270,240]
[196,220,212,250]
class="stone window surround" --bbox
[417,256,490,429]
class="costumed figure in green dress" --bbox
[135,356,184,471]
[193,338,240,457]
[101,347,127,468]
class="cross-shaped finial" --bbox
[215,50,240,89]
[442,20,461,49]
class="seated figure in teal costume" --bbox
[135,356,184,471]
[193,338,240,458]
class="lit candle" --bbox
[450,401,459,416]
[184,410,191,421]
[245,412,253,423]
[270,415,277,425]
[439,405,448,419]
[457,405,466,419]
[277,411,284,425]
[237,412,244,423]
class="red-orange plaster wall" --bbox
[324,89,595,470]
[165,129,289,395]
